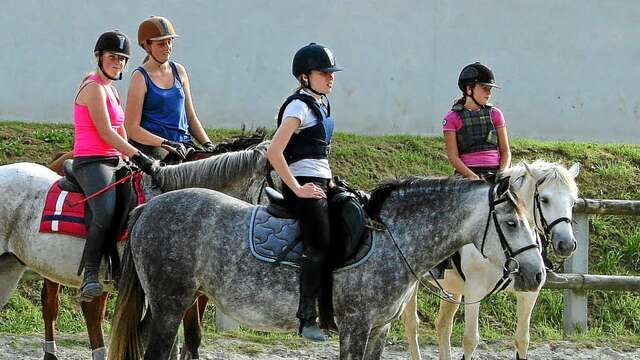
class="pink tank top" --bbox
[73,74,124,157]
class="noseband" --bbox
[479,182,540,278]
[533,176,572,248]
[388,181,539,305]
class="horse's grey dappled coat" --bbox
[109,177,544,360]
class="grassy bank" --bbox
[1,121,639,347]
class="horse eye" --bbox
[540,197,549,204]
[506,220,517,227]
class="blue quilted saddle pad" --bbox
[247,206,304,267]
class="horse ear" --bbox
[568,162,581,179]
[496,176,511,198]
[523,162,535,177]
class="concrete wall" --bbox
[2,1,638,143]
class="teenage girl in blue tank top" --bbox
[125,16,215,163]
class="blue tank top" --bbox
[137,61,191,142]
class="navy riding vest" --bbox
[276,93,334,164]
[453,105,498,155]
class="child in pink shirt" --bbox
[442,62,511,183]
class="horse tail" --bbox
[108,204,147,360]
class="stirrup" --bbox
[79,281,103,302]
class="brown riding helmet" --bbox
[137,16,180,48]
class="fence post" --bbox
[563,212,589,334]
[215,310,240,332]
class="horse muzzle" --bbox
[551,229,577,258]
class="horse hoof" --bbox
[43,352,59,360]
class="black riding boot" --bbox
[297,252,327,342]
[318,271,338,333]
[431,259,448,279]
[79,237,104,302]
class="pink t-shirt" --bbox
[442,107,505,167]
[73,74,124,157]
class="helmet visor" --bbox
[148,34,180,41]
[478,82,501,89]
[318,65,343,73]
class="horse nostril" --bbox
[572,240,577,251]
[536,272,543,285]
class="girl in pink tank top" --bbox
[72,31,159,302]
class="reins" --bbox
[383,182,539,306]
[68,171,138,208]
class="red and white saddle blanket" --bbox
[39,173,146,241]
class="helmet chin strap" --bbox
[467,85,485,108]
[302,75,327,96]
[98,55,123,81]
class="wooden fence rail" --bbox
[550,198,640,334]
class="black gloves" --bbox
[161,140,189,160]
[131,152,160,176]
[202,141,217,152]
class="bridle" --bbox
[388,180,539,305]
[532,176,575,270]
[479,180,540,277]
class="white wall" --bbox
[2,0,639,143]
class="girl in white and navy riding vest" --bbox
[443,62,511,183]
[266,43,341,342]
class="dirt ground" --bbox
[1,333,640,359]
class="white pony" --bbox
[0,142,271,327]
[401,160,580,360]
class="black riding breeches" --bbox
[283,176,332,322]
[72,156,122,274]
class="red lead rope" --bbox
[67,171,139,207]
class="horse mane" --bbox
[502,160,579,195]
[366,176,488,220]
[153,140,271,192]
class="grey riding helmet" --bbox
[458,62,500,92]
[292,43,343,78]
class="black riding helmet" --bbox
[94,30,131,81]
[458,62,500,93]
[292,43,342,78]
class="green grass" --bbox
[0,120,639,348]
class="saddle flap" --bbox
[264,187,294,218]
[60,159,83,193]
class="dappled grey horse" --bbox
[401,160,580,360]
[109,176,545,360]
[0,140,271,359]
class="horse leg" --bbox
[144,300,192,360]
[339,315,372,360]
[435,293,461,360]
[80,291,109,360]
[364,323,391,360]
[401,286,422,360]
[181,295,208,360]
[41,279,60,360]
[461,301,481,360]
[0,253,26,308]
[514,291,538,360]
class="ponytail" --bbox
[452,95,466,107]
